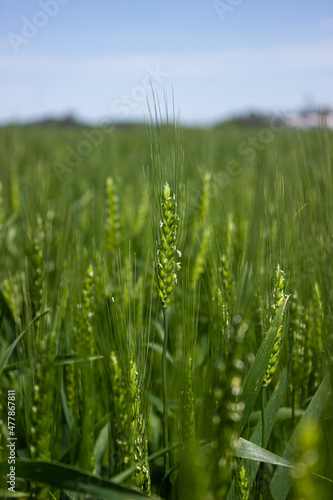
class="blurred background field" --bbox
[0,120,332,498]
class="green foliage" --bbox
[0,123,332,499]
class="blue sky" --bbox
[1,0,333,125]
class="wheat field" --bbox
[0,119,332,499]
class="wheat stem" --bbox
[162,306,169,475]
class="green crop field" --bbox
[0,116,332,499]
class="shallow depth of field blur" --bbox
[0,118,332,499]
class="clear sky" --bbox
[1,0,333,125]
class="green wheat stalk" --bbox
[155,181,181,475]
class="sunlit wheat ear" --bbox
[129,358,151,494]
[219,252,234,306]
[74,264,95,356]
[29,328,57,462]
[105,177,121,253]
[263,264,286,388]
[109,351,131,472]
[155,182,181,308]
[82,264,95,355]
[238,465,250,500]
[36,352,56,461]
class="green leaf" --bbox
[1,360,20,373]
[60,415,109,463]
[246,364,290,486]
[2,354,103,374]
[0,489,29,498]
[248,406,304,425]
[240,296,289,432]
[0,306,51,378]
[235,438,293,468]
[54,354,103,366]
[54,354,104,365]
[0,459,154,499]
[0,328,26,378]
[270,372,331,500]
[94,422,109,474]
[227,362,291,500]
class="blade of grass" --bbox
[0,459,155,499]
[270,372,331,500]
[248,407,304,425]
[227,363,290,500]
[3,354,103,374]
[235,438,293,468]
[0,308,52,378]
[240,296,289,432]
[0,489,29,498]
